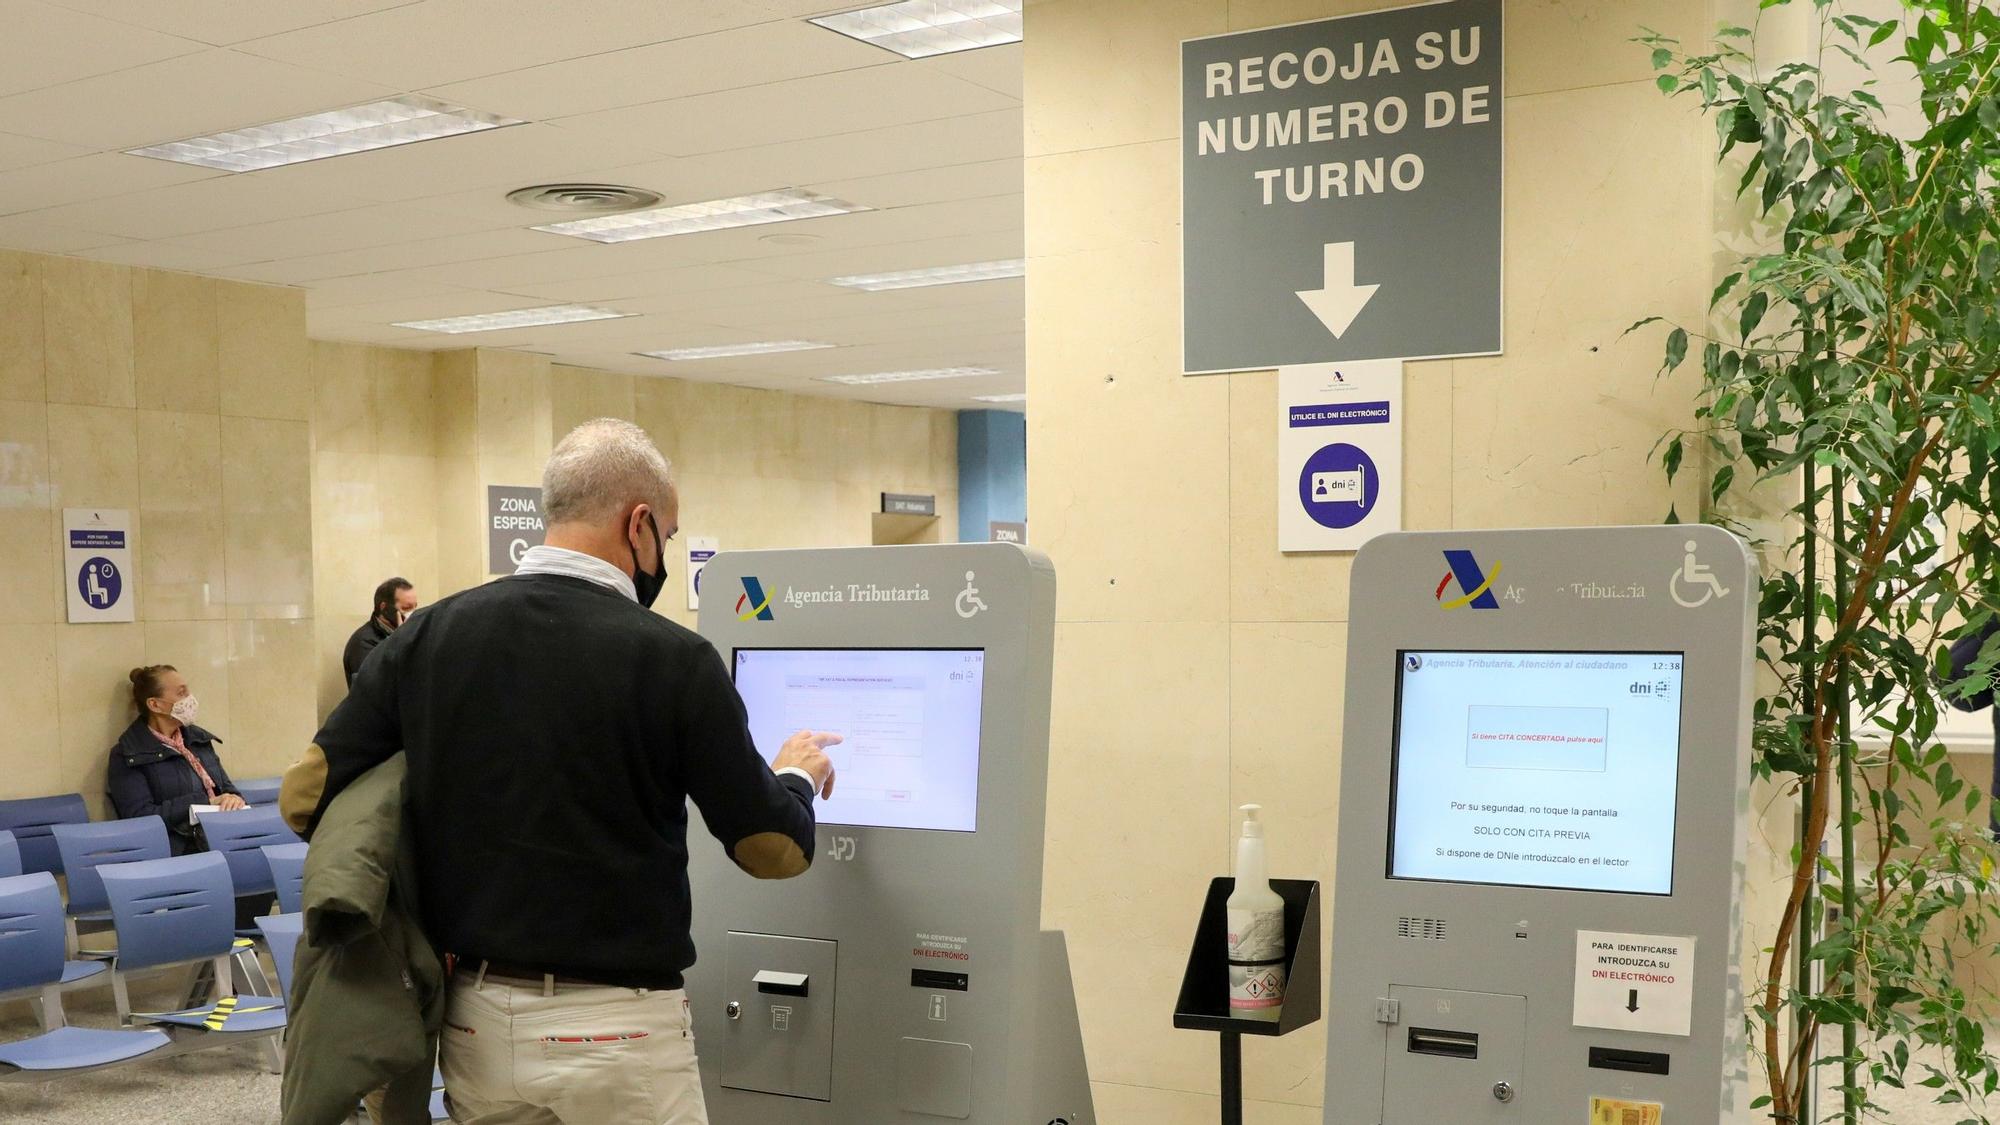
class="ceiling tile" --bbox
[805,157,1020,210]
[241,122,664,206]
[23,172,361,239]
[42,0,423,46]
[0,214,131,253]
[0,0,206,99]
[0,48,396,149]
[162,200,520,262]
[0,131,93,174]
[489,262,785,304]
[71,239,267,271]
[734,229,1023,281]
[0,152,223,218]
[218,227,574,284]
[557,64,1019,158]
[299,274,473,308]
[917,41,1022,100]
[239,0,785,89]
[426,19,888,120]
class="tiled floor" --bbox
[2,979,1992,1125]
[0,971,282,1125]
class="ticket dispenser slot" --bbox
[720,933,837,1101]
[1383,987,1524,1123]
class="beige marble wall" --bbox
[0,248,316,811]
[1024,0,1713,1118]
[309,349,960,711]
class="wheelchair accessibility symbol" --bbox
[1670,540,1731,609]
[955,571,988,619]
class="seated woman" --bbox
[108,664,247,854]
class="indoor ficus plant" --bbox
[1636,1,2000,1121]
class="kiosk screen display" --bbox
[1388,650,1684,895]
[733,648,985,832]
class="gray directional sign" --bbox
[486,485,545,575]
[1182,0,1503,374]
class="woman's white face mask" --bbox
[168,695,199,726]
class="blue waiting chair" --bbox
[0,831,19,879]
[233,778,284,808]
[51,818,169,957]
[253,913,301,1004]
[0,873,170,1073]
[199,807,300,902]
[99,853,286,1056]
[262,843,308,916]
[0,795,90,877]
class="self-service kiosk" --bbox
[1323,526,1756,1123]
[688,542,1093,1125]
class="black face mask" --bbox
[630,511,667,609]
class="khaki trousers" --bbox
[440,970,709,1125]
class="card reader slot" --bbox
[751,970,810,997]
[1589,1045,1671,1075]
[1406,1027,1479,1060]
[912,969,970,992]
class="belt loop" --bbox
[473,961,488,989]
[543,973,555,998]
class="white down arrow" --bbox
[1294,241,1380,339]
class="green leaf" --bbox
[1664,435,1685,482]
[1869,21,1897,47]
[1710,271,1743,309]
[1740,291,1769,339]
[1712,464,1737,502]
[1665,327,1689,370]
[1652,47,1674,69]
[1717,25,1752,39]
[1657,74,1679,93]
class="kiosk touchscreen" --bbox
[1324,527,1756,1124]
[688,543,1092,1125]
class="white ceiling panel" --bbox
[215,227,574,284]
[559,64,1017,158]
[43,0,423,46]
[805,158,1020,211]
[0,3,1025,408]
[0,151,221,217]
[241,122,666,206]
[737,230,1021,281]
[0,214,129,253]
[0,48,395,149]
[163,200,520,263]
[427,20,888,121]
[72,239,267,271]
[490,262,790,304]
[918,41,1022,100]
[239,0,785,89]
[0,131,92,174]
[0,1,205,99]
[22,172,361,239]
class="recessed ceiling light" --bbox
[810,0,1022,59]
[637,341,835,361]
[972,393,1027,403]
[126,95,522,172]
[393,304,631,334]
[830,259,1025,291]
[819,366,998,386]
[533,189,867,244]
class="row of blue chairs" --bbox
[0,782,287,878]
[0,852,294,1076]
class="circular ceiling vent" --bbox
[506,183,662,214]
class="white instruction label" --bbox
[1572,930,1695,1037]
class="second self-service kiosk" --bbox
[1324,526,1757,1123]
[687,542,1092,1125]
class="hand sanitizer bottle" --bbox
[1226,804,1286,1022]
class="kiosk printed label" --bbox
[1573,930,1696,1038]
[64,509,134,623]
[1279,360,1402,552]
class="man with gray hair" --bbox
[289,418,839,1124]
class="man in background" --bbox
[344,577,417,685]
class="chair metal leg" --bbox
[63,916,78,958]
[233,947,276,998]
[37,986,64,1031]
[110,972,133,1027]
[259,1032,284,1075]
